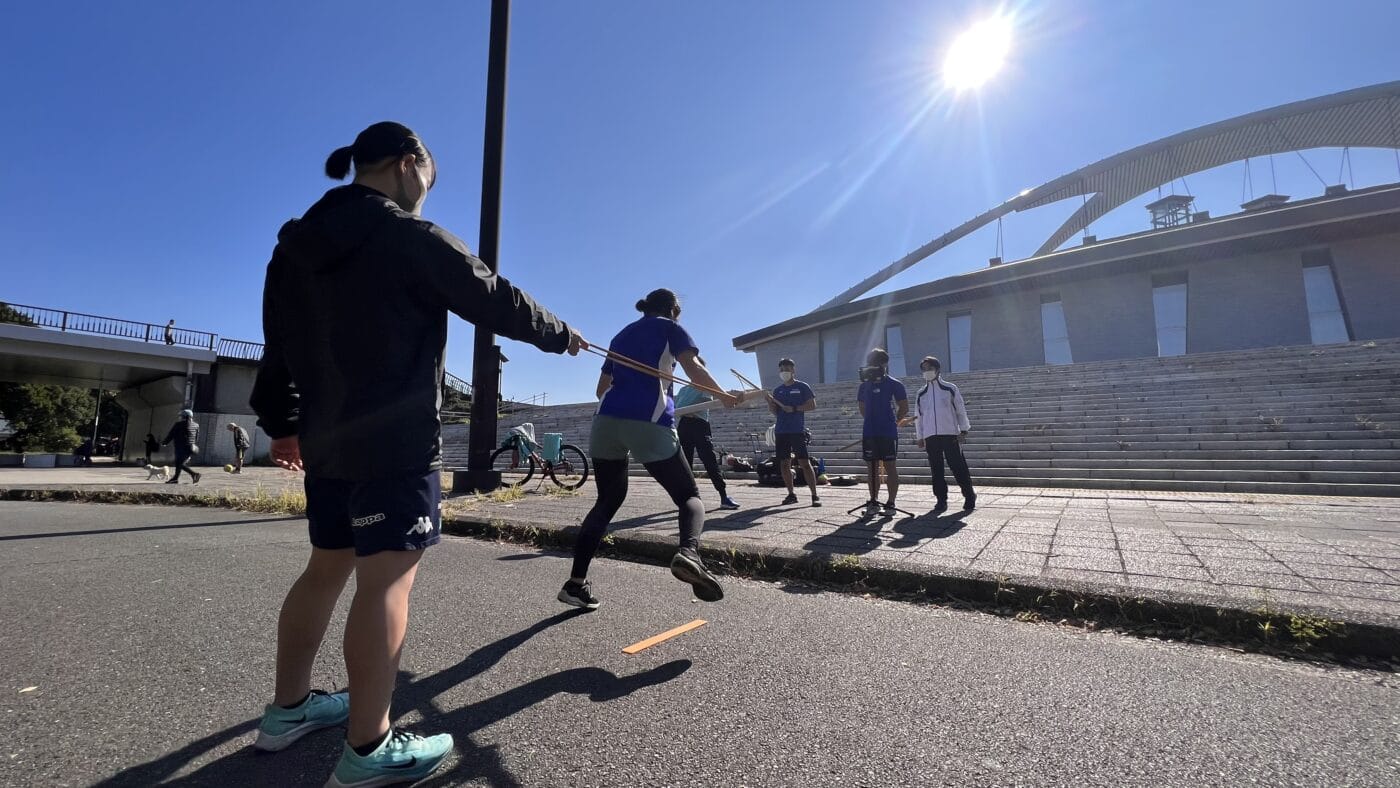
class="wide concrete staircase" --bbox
[444,338,1400,497]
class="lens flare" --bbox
[943,16,1013,91]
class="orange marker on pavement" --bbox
[622,619,708,654]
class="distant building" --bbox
[734,82,1400,386]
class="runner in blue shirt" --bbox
[856,348,908,515]
[561,288,740,610]
[768,358,820,507]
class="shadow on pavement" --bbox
[92,611,690,787]
[0,516,300,542]
[887,511,970,549]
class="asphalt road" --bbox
[0,501,1396,787]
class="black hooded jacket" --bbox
[250,184,570,481]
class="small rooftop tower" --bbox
[1145,194,1195,229]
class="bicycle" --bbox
[490,429,590,491]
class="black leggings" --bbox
[571,450,703,580]
[677,416,727,497]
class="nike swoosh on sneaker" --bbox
[385,757,419,770]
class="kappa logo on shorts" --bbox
[351,513,386,528]
[405,516,435,537]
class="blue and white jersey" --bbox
[596,316,698,427]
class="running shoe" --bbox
[253,689,350,752]
[931,499,949,515]
[670,549,724,602]
[719,496,741,510]
[558,579,601,610]
[863,500,880,516]
[963,494,977,511]
[811,495,822,508]
[781,493,799,505]
[191,471,202,484]
[325,728,453,788]
[882,501,897,514]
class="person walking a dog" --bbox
[161,409,201,484]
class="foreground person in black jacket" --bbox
[249,121,586,785]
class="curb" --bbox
[440,510,1400,663]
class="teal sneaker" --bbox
[253,689,350,752]
[325,728,453,787]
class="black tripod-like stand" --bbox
[846,500,916,519]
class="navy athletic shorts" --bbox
[773,432,809,460]
[304,470,441,556]
[862,436,898,463]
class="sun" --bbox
[942,15,1014,91]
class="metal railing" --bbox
[1,302,218,350]
[216,338,265,361]
[444,371,474,396]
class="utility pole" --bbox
[456,0,511,494]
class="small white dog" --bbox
[144,464,171,481]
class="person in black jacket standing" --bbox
[249,121,586,786]
[161,409,200,483]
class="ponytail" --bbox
[635,288,680,317]
[325,146,355,180]
[322,122,433,182]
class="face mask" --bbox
[923,370,939,381]
[780,371,794,383]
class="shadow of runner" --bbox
[92,611,689,787]
[887,511,969,549]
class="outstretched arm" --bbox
[678,351,739,407]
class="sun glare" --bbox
[942,16,1013,91]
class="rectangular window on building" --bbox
[1302,259,1350,345]
[820,332,839,384]
[947,313,971,373]
[885,324,906,377]
[1040,295,1072,365]
[1152,281,1188,357]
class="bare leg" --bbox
[799,458,818,497]
[273,547,355,705]
[780,458,795,495]
[344,550,425,747]
[867,461,881,501]
[884,459,900,504]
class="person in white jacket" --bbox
[913,356,976,512]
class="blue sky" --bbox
[4,1,1398,405]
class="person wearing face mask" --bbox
[250,121,586,787]
[914,355,976,512]
[769,358,821,507]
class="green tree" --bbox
[0,302,36,327]
[0,383,93,453]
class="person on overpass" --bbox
[163,319,176,345]
[249,121,586,787]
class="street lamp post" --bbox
[455,0,511,494]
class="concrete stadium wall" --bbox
[1332,232,1400,341]
[1183,250,1311,353]
[748,234,1400,382]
